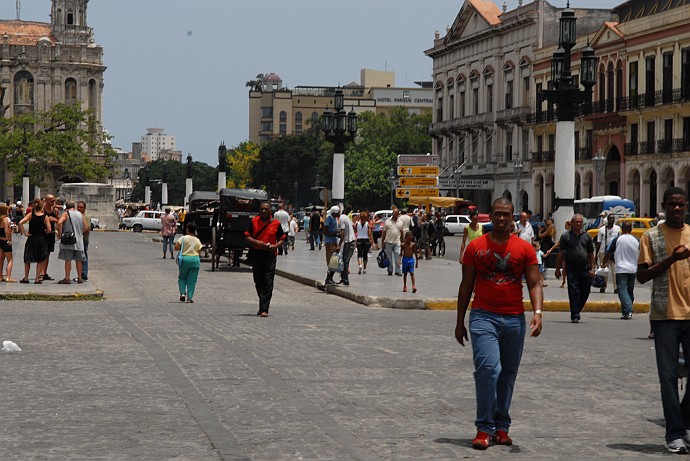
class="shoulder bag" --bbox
[176,237,184,265]
[61,211,77,245]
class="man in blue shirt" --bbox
[323,205,340,285]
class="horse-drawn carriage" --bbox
[210,188,267,271]
[183,191,219,257]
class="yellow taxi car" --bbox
[587,217,656,240]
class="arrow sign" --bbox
[396,188,440,198]
[397,166,439,176]
[399,177,438,187]
[398,154,439,166]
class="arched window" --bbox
[65,78,77,105]
[279,111,287,123]
[294,112,303,135]
[67,10,74,25]
[311,112,319,124]
[13,70,34,114]
[88,79,97,111]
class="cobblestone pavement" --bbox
[0,231,674,459]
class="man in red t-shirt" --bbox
[245,202,285,317]
[455,197,543,450]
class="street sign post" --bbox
[396,188,440,198]
[397,154,439,166]
[397,166,439,176]
[398,177,438,187]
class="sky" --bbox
[1,0,619,166]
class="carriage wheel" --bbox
[211,227,217,271]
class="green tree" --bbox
[251,133,323,202]
[130,159,218,205]
[245,74,263,92]
[226,141,259,188]
[342,107,432,210]
[0,103,116,186]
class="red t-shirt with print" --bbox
[461,233,537,315]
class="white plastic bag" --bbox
[2,341,21,352]
[595,267,610,277]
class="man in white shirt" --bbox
[273,203,291,255]
[596,213,621,293]
[603,221,639,319]
[338,205,356,285]
[382,207,404,276]
[515,212,534,244]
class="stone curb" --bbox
[273,265,651,313]
[0,289,104,301]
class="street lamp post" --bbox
[389,168,396,207]
[218,143,227,192]
[185,153,193,209]
[144,165,151,206]
[540,1,598,235]
[22,154,29,207]
[514,158,524,212]
[161,162,169,206]
[592,149,606,196]
[321,88,357,206]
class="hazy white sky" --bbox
[2,0,619,166]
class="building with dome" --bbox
[0,0,106,200]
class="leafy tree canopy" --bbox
[226,141,259,189]
[130,159,218,205]
[0,103,116,186]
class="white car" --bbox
[89,217,100,230]
[122,210,164,232]
[443,215,472,235]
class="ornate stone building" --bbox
[0,0,106,200]
[426,0,611,212]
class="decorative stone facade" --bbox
[0,0,106,200]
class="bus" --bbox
[574,195,635,229]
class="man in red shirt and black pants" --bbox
[245,202,285,317]
[455,197,543,450]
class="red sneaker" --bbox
[472,431,491,450]
[494,429,512,445]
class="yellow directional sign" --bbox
[396,188,440,198]
[398,177,438,187]
[397,166,439,176]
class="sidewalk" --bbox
[270,235,652,313]
[1,231,103,300]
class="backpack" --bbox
[377,249,389,268]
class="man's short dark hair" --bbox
[663,187,687,204]
[186,222,197,234]
[491,197,514,213]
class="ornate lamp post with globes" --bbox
[540,2,598,233]
[321,88,357,206]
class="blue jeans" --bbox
[384,242,401,275]
[340,241,355,283]
[469,308,526,435]
[651,320,690,442]
[615,273,636,316]
[162,235,175,254]
[178,255,200,300]
[566,268,591,321]
[309,231,321,250]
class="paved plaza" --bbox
[0,231,674,459]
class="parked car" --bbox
[587,217,656,241]
[443,215,472,235]
[89,217,100,230]
[122,210,164,232]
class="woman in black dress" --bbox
[18,198,50,283]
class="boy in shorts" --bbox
[401,231,418,293]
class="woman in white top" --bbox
[355,211,374,274]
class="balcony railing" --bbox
[624,143,638,156]
[657,139,673,154]
[531,150,555,163]
[577,148,591,161]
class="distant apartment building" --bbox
[248,69,432,144]
[426,0,610,212]
[531,0,690,217]
[140,128,178,162]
